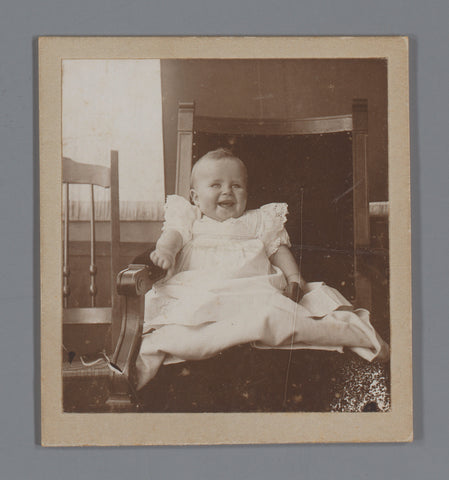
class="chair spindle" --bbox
[89,184,98,307]
[63,183,71,308]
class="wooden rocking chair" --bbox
[62,151,148,411]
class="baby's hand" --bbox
[150,249,175,270]
[284,280,313,303]
[284,282,305,303]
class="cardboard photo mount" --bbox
[39,36,412,446]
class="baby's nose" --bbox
[221,184,232,194]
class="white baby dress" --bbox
[136,195,382,389]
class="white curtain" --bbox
[62,59,165,221]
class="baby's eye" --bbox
[232,184,242,189]
[210,183,221,188]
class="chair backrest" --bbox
[175,100,372,309]
[62,150,121,351]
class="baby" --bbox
[136,148,388,389]
[151,148,306,301]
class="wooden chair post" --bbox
[109,150,121,348]
[89,184,97,307]
[352,99,372,309]
[63,183,70,308]
[175,102,195,198]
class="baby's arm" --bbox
[150,229,183,270]
[270,245,308,301]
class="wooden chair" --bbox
[175,99,375,310]
[62,151,142,411]
[115,100,390,412]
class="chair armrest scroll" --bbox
[117,263,165,297]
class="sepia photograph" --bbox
[39,37,412,445]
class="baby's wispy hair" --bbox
[190,148,248,188]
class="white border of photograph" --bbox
[39,36,412,446]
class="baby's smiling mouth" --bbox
[218,200,235,208]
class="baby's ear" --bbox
[190,189,199,206]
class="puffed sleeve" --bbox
[162,195,200,246]
[257,203,292,257]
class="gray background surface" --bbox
[0,0,447,478]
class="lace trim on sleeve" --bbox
[258,203,292,257]
[162,195,199,245]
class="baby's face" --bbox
[191,158,247,222]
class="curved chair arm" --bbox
[114,262,165,370]
[105,261,165,410]
[117,263,165,296]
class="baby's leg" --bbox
[257,300,382,356]
[311,310,390,361]
[290,310,374,348]
[373,332,390,362]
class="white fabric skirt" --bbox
[136,277,381,390]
